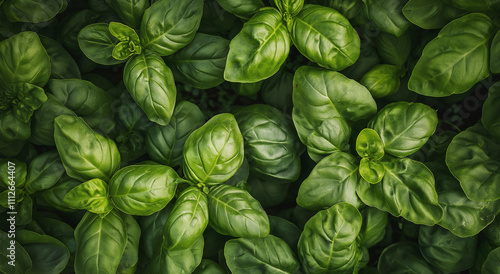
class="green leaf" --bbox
[78,23,125,65]
[16,230,70,274]
[482,82,500,139]
[123,51,176,125]
[291,5,360,71]
[292,66,377,161]
[140,0,203,56]
[146,101,205,167]
[48,79,116,135]
[27,217,76,254]
[360,64,400,98]
[0,158,27,190]
[298,202,362,273]
[378,242,438,273]
[18,196,33,226]
[109,164,179,216]
[58,10,100,52]
[29,94,76,146]
[445,0,500,12]
[118,214,141,272]
[0,31,51,88]
[427,162,500,238]
[484,217,500,246]
[1,0,66,23]
[246,174,290,208]
[272,0,304,17]
[402,0,466,30]
[363,0,411,37]
[235,104,302,182]
[215,0,264,20]
[492,30,500,74]
[183,113,244,185]
[408,13,494,97]
[224,7,290,83]
[109,22,141,60]
[297,151,361,210]
[356,128,384,160]
[446,123,500,202]
[8,82,47,123]
[0,231,32,274]
[54,115,121,182]
[165,33,229,89]
[358,207,388,248]
[39,178,80,212]
[24,151,64,195]
[374,31,411,67]
[139,204,173,259]
[0,110,30,141]
[418,225,477,272]
[483,247,500,274]
[149,235,204,274]
[164,187,209,251]
[39,36,81,79]
[208,184,270,238]
[105,0,149,29]
[322,0,365,19]
[369,102,438,158]
[269,216,301,254]
[357,157,443,225]
[192,259,226,274]
[359,158,385,184]
[225,235,300,274]
[63,178,114,214]
[74,210,128,274]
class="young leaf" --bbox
[356,128,384,160]
[78,23,125,65]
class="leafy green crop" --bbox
[1,0,500,273]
